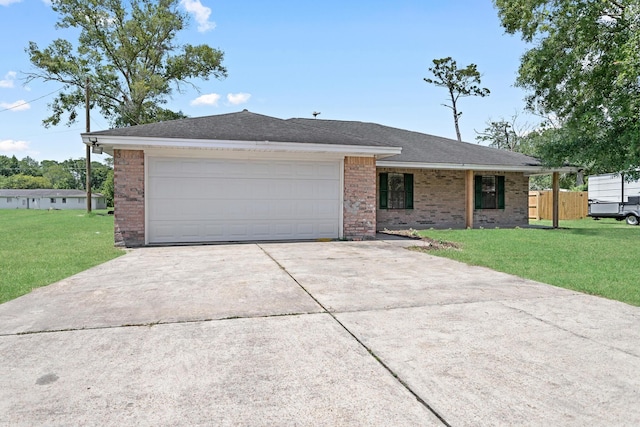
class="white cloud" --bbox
[0,71,16,88]
[0,0,22,6]
[181,0,216,32]
[0,100,30,111]
[227,93,251,105]
[0,139,30,152]
[190,93,221,106]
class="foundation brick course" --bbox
[343,156,376,240]
[376,168,529,230]
[113,149,145,247]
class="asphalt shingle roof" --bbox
[289,118,542,167]
[85,110,388,147]
[85,110,542,168]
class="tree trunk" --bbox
[452,105,462,142]
[450,88,462,142]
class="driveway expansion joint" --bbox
[499,300,640,359]
[0,311,327,338]
[257,244,451,427]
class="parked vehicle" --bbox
[588,173,640,203]
[588,197,640,225]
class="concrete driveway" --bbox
[1,240,639,426]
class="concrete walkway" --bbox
[1,241,639,426]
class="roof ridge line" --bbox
[287,118,394,146]
[283,117,388,146]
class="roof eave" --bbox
[376,160,578,174]
[81,135,401,159]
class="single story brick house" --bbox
[0,189,107,210]
[81,110,571,247]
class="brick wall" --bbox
[376,168,530,230]
[377,168,466,229]
[113,149,145,247]
[343,156,376,239]
[474,171,529,227]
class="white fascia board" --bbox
[376,160,578,174]
[82,135,401,158]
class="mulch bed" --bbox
[381,229,460,251]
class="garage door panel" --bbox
[201,224,224,239]
[317,181,341,199]
[317,201,340,217]
[151,159,202,176]
[294,201,314,217]
[317,163,339,177]
[224,180,251,199]
[293,164,317,178]
[148,157,341,243]
[250,180,272,198]
[295,223,314,236]
[270,200,294,217]
[151,177,204,199]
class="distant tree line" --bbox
[0,155,114,206]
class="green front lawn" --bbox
[414,219,640,306]
[0,209,124,304]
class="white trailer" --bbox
[588,173,640,203]
[588,173,640,225]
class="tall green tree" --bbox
[0,174,51,189]
[25,0,227,128]
[43,163,76,189]
[424,57,490,142]
[475,113,533,152]
[17,156,41,176]
[101,169,114,206]
[476,120,520,151]
[494,0,640,175]
[0,156,17,176]
[60,158,88,189]
[90,161,111,191]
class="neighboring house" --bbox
[0,189,107,210]
[588,173,640,203]
[82,110,572,247]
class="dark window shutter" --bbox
[379,173,388,209]
[404,173,414,209]
[497,176,505,209]
[474,175,482,209]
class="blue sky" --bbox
[0,0,534,162]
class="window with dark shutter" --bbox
[404,173,413,209]
[379,172,413,209]
[474,175,505,209]
[379,173,388,209]
[497,176,505,209]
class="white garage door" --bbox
[147,157,341,243]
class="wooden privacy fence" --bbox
[529,191,588,220]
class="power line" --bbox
[0,87,64,113]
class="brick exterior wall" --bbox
[474,171,530,227]
[343,156,377,240]
[376,168,529,230]
[113,149,145,247]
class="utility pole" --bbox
[85,77,92,213]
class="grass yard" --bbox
[0,209,124,304]
[414,218,640,306]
